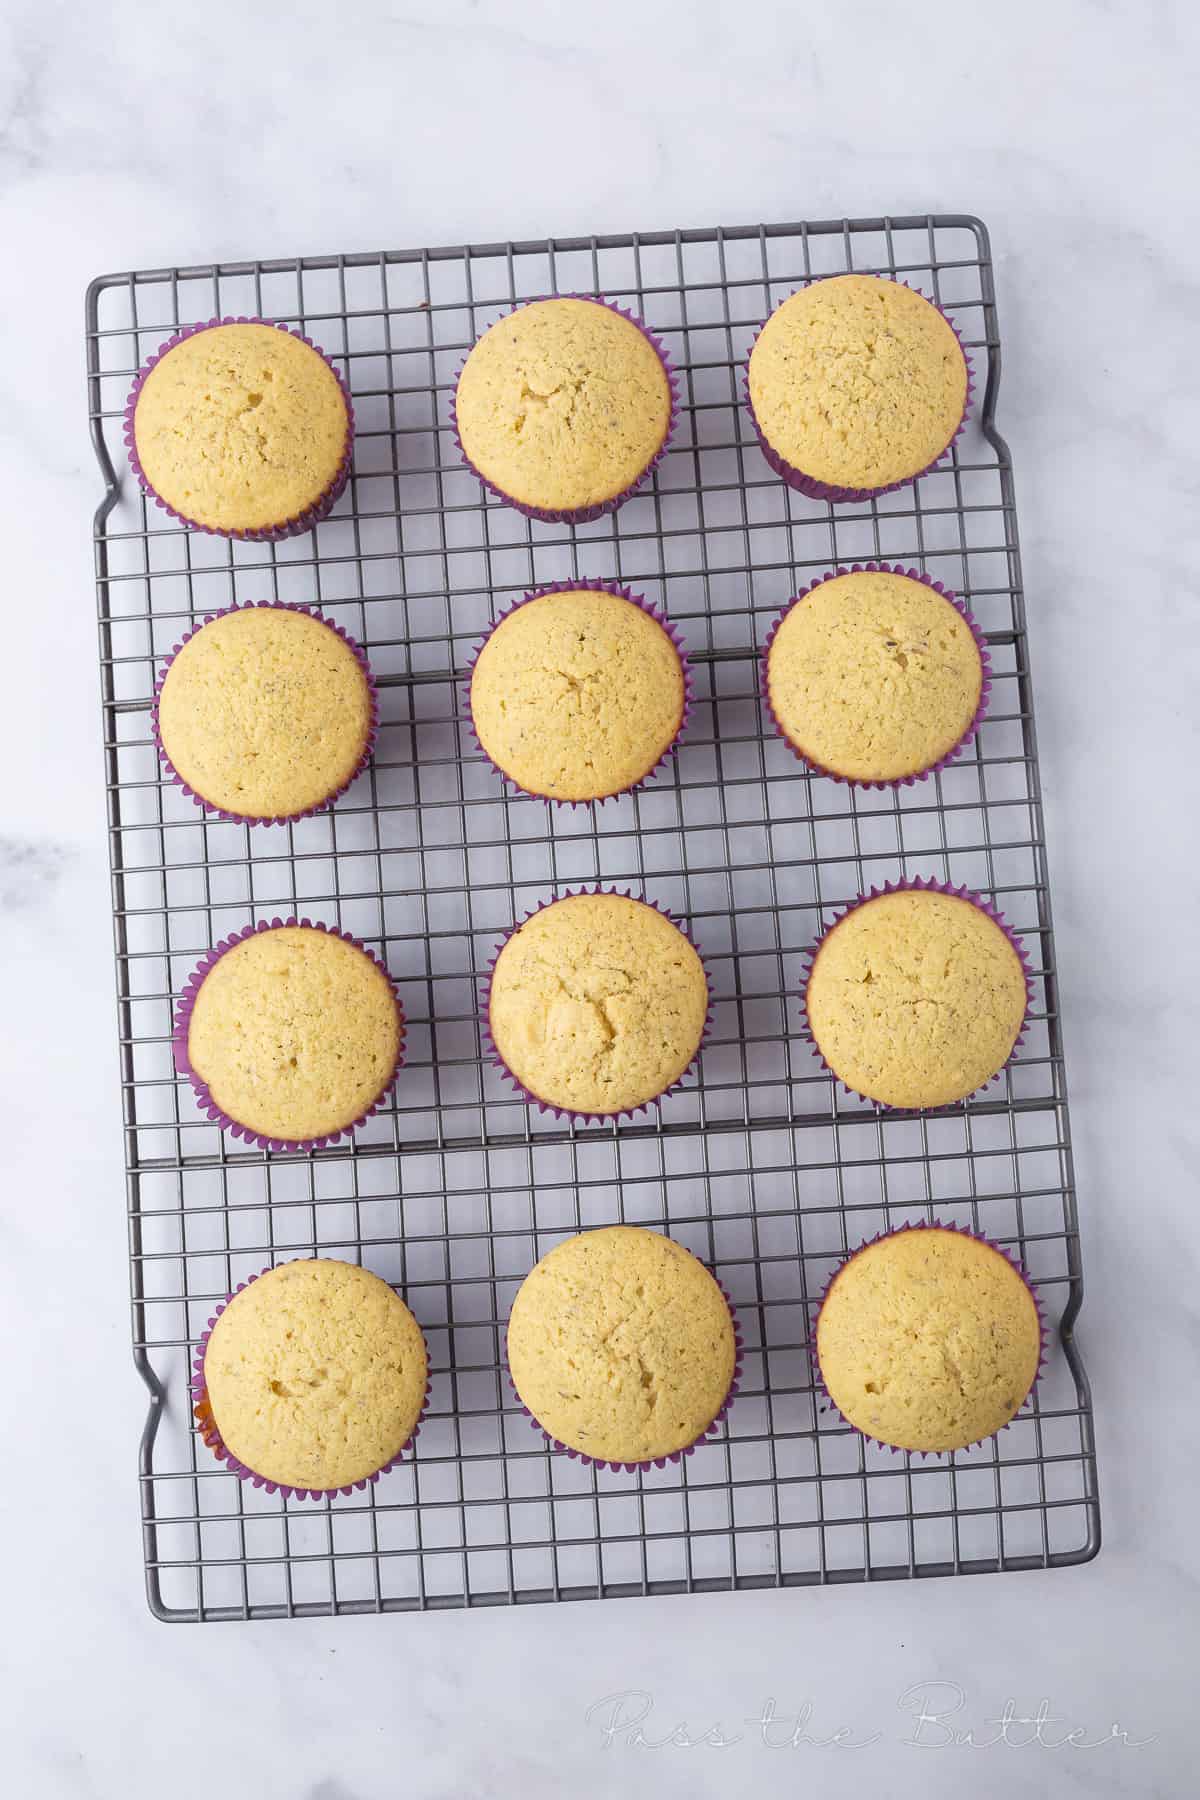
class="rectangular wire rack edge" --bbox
[88,212,1100,1623]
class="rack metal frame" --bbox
[87,213,1099,1622]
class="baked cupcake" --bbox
[452,296,676,522]
[125,318,353,537]
[813,1223,1043,1453]
[746,275,969,501]
[485,890,709,1120]
[174,920,404,1150]
[763,565,988,786]
[506,1225,740,1468]
[192,1259,428,1496]
[803,882,1030,1109]
[154,602,376,823]
[468,581,690,803]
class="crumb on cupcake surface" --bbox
[507,1226,736,1462]
[133,322,349,532]
[201,1259,426,1489]
[488,893,708,1115]
[766,569,983,782]
[805,889,1026,1109]
[470,587,685,800]
[454,298,671,513]
[748,275,967,490]
[815,1226,1041,1452]
[186,925,401,1142]
[157,606,372,818]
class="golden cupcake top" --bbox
[454,299,672,513]
[133,322,349,532]
[766,569,983,782]
[202,1260,427,1488]
[186,925,401,1142]
[806,888,1027,1109]
[748,275,967,489]
[157,606,373,818]
[507,1226,736,1463]
[488,893,708,1115]
[470,587,685,801]
[815,1226,1040,1452]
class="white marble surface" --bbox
[2,0,1198,1793]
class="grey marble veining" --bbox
[2,1,1198,1796]
[0,836,72,912]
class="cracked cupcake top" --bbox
[506,1226,736,1463]
[748,275,967,490]
[133,322,350,532]
[200,1259,427,1489]
[805,889,1027,1110]
[454,298,672,513]
[469,586,686,801]
[765,569,983,783]
[815,1226,1041,1452]
[487,893,708,1116]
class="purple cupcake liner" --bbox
[151,600,379,826]
[809,1219,1048,1458]
[464,579,693,807]
[799,877,1034,1112]
[190,1262,431,1499]
[173,916,405,1152]
[123,315,355,541]
[480,885,713,1125]
[743,276,974,504]
[760,562,991,790]
[450,294,679,524]
[505,1267,744,1474]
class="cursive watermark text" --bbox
[585,1684,1156,1753]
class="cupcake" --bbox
[763,565,988,786]
[468,581,689,803]
[804,882,1029,1109]
[125,318,353,537]
[154,602,376,824]
[746,275,969,501]
[506,1225,740,1468]
[484,891,709,1120]
[813,1223,1043,1453]
[193,1259,428,1495]
[452,296,676,522]
[174,920,404,1150]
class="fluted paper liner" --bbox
[152,600,379,825]
[450,295,679,523]
[191,1262,430,1499]
[505,1271,744,1473]
[760,563,991,789]
[464,579,693,805]
[173,917,405,1151]
[480,885,713,1123]
[809,1219,1048,1457]
[798,877,1034,1110]
[743,277,974,503]
[123,315,354,540]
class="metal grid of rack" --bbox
[87,214,1099,1623]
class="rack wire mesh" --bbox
[87,214,1100,1623]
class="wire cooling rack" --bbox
[87,214,1100,1623]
